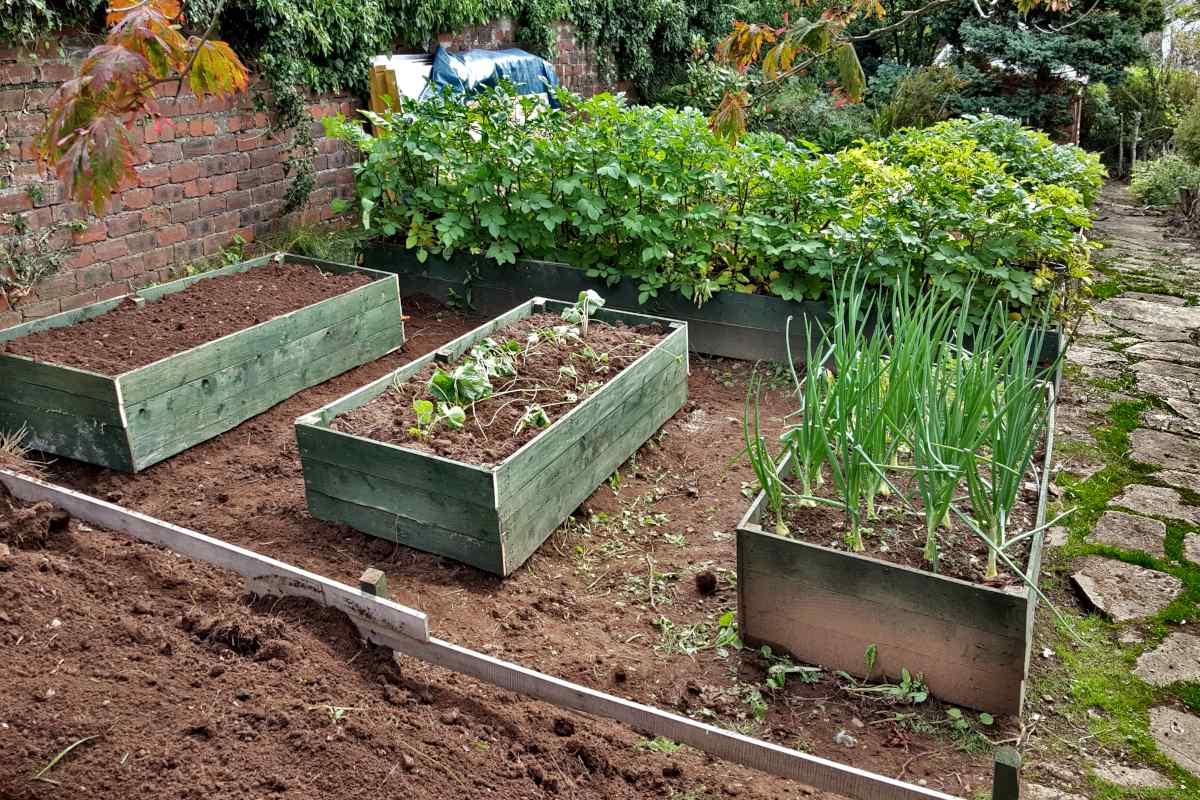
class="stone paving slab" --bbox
[1092,763,1174,790]
[1150,706,1200,777]
[1071,557,1184,622]
[1099,297,1200,329]
[1134,632,1200,686]
[1135,370,1197,401]
[1186,534,1200,564]
[1108,317,1195,342]
[1089,511,1167,556]
[1111,484,1200,526]
[1023,784,1086,800]
[1129,429,1200,474]
[1066,346,1127,368]
[1126,341,1200,365]
[1142,409,1200,438]
[1158,469,1200,495]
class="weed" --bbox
[634,736,682,753]
[30,735,97,784]
[0,426,46,478]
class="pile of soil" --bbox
[332,313,664,466]
[2,263,374,375]
[764,471,1038,586]
[0,486,829,799]
[42,296,1007,796]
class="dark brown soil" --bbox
[0,487,833,800]
[2,262,374,375]
[332,313,664,466]
[765,472,1037,587]
[37,296,1008,797]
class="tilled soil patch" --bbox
[43,296,1007,796]
[333,313,665,465]
[0,487,820,800]
[2,262,373,375]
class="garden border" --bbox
[361,244,1064,363]
[0,467,966,800]
[295,297,689,575]
[734,376,1060,716]
[0,253,405,472]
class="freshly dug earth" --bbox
[0,488,829,800]
[332,313,665,466]
[44,296,1007,796]
[765,472,1038,587]
[2,262,373,375]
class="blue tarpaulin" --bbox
[422,46,560,106]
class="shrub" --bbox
[753,79,876,152]
[872,66,966,136]
[328,86,1098,319]
[1129,155,1200,207]
[1174,101,1200,165]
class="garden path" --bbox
[1025,182,1200,798]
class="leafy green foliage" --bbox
[0,0,103,45]
[1130,154,1200,207]
[330,84,1100,318]
[1175,100,1200,165]
[872,65,964,136]
[430,363,494,406]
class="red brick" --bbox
[212,135,237,154]
[237,134,263,151]
[212,210,240,232]
[200,195,226,215]
[235,226,255,244]
[17,298,61,319]
[186,119,204,137]
[156,223,187,247]
[136,164,170,187]
[21,207,53,231]
[111,256,148,280]
[169,162,200,182]
[183,178,212,198]
[186,217,214,239]
[106,211,143,238]
[60,290,99,312]
[141,206,170,227]
[154,184,185,204]
[150,142,183,163]
[124,231,157,255]
[171,199,200,223]
[0,311,18,329]
[75,263,112,289]
[1,63,35,84]
[224,190,251,210]
[65,246,95,270]
[210,173,237,193]
[72,221,107,244]
[250,146,282,169]
[35,272,78,300]
[97,283,128,301]
[173,240,204,263]
[122,187,154,210]
[181,138,212,158]
[202,118,217,135]
[93,239,129,261]
[0,189,32,214]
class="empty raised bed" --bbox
[0,254,405,472]
[296,297,688,575]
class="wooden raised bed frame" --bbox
[0,254,405,473]
[735,387,1059,717]
[296,298,689,576]
[362,243,1063,364]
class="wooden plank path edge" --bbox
[0,468,963,800]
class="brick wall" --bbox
[0,41,358,328]
[437,18,615,98]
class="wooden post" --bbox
[1131,112,1142,175]
[359,567,389,598]
[991,746,1020,800]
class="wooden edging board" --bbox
[361,242,1064,364]
[295,297,689,575]
[0,253,405,472]
[0,468,963,800]
[735,378,1060,717]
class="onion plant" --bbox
[744,374,789,536]
[781,316,830,506]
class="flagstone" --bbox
[1071,557,1183,622]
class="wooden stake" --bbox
[360,567,389,598]
[991,746,1020,800]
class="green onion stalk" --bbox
[744,374,789,536]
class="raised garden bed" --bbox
[295,297,688,575]
[735,387,1059,717]
[362,243,1064,363]
[0,254,404,472]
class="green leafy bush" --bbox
[754,79,876,153]
[1129,155,1200,207]
[872,65,965,136]
[1174,100,1200,165]
[328,86,1098,318]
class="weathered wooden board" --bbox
[297,298,689,575]
[734,375,1058,716]
[0,254,405,472]
[364,243,1064,363]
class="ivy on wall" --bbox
[2,0,733,206]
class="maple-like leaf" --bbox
[710,89,750,142]
[186,39,249,98]
[58,116,138,214]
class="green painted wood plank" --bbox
[0,297,128,343]
[129,325,402,469]
[301,458,499,539]
[123,301,401,446]
[0,401,132,471]
[0,378,124,425]
[305,488,504,574]
[495,326,687,505]
[736,526,1029,640]
[284,254,397,284]
[0,354,118,401]
[120,276,400,403]
[296,422,494,508]
[498,374,687,573]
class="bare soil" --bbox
[766,472,1038,587]
[2,262,373,375]
[333,313,665,466]
[0,488,831,800]
[34,296,1007,797]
